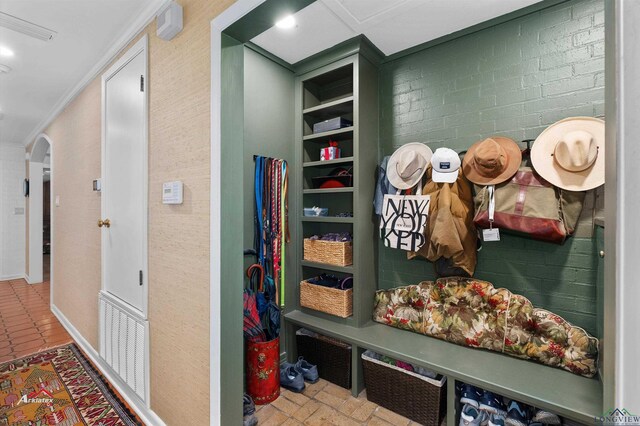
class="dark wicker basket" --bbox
[296,329,352,389]
[362,351,447,425]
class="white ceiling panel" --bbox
[250,1,357,65]
[0,0,159,146]
[251,0,542,64]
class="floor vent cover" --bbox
[99,291,148,402]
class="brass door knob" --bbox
[98,219,111,228]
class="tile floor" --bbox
[0,279,72,364]
[255,379,429,426]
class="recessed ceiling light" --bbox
[275,15,296,29]
[0,46,14,57]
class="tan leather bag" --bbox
[473,152,585,244]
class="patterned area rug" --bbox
[0,344,140,426]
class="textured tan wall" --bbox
[47,79,102,348]
[47,0,234,424]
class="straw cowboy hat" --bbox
[387,142,433,189]
[531,117,605,191]
[462,136,522,185]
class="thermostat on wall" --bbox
[163,181,183,205]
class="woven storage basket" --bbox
[303,239,353,266]
[300,280,353,318]
[296,329,352,389]
[362,351,447,425]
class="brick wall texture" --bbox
[378,0,604,336]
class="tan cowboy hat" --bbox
[387,142,433,189]
[531,117,604,191]
[462,136,522,185]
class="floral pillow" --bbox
[373,277,599,378]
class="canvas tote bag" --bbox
[380,187,431,251]
[473,155,585,244]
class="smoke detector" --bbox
[0,64,11,73]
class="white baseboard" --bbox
[0,274,25,281]
[51,304,166,426]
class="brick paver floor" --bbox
[255,379,441,425]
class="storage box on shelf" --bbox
[300,279,353,318]
[303,238,353,266]
[362,351,447,425]
[296,328,352,389]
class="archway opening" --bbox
[27,134,52,285]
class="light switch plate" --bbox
[55,195,60,207]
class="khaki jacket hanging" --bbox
[408,166,477,276]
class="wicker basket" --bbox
[362,351,447,425]
[296,329,352,389]
[303,239,353,266]
[300,280,353,318]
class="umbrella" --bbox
[243,288,265,342]
[247,264,280,341]
[244,264,267,343]
[261,275,280,341]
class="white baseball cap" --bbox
[431,148,461,183]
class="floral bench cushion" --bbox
[373,277,599,377]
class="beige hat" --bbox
[462,136,522,185]
[387,143,433,189]
[531,117,604,191]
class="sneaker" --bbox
[280,365,305,393]
[531,409,561,425]
[505,401,530,426]
[488,412,506,426]
[294,356,319,383]
[459,383,482,408]
[479,390,506,415]
[243,393,257,426]
[460,404,486,426]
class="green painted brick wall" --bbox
[378,0,604,336]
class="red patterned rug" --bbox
[0,344,141,425]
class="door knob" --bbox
[98,219,111,228]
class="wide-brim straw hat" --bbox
[530,117,604,191]
[462,136,522,185]
[387,143,433,189]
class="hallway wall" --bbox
[0,143,26,280]
[45,0,234,423]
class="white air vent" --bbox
[0,64,11,73]
[99,291,148,402]
[0,12,56,41]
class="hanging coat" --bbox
[408,166,477,276]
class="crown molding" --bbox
[21,0,168,146]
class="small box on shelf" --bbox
[313,117,352,134]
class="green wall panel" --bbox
[378,0,604,336]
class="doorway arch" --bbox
[26,133,53,286]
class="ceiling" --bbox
[0,0,159,146]
[251,0,542,65]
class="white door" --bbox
[101,36,148,315]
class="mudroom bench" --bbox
[284,310,602,425]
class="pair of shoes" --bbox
[460,404,507,426]
[505,401,531,426]
[243,393,258,426]
[504,400,561,426]
[531,409,561,425]
[460,404,485,426]
[460,384,506,414]
[280,357,319,393]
